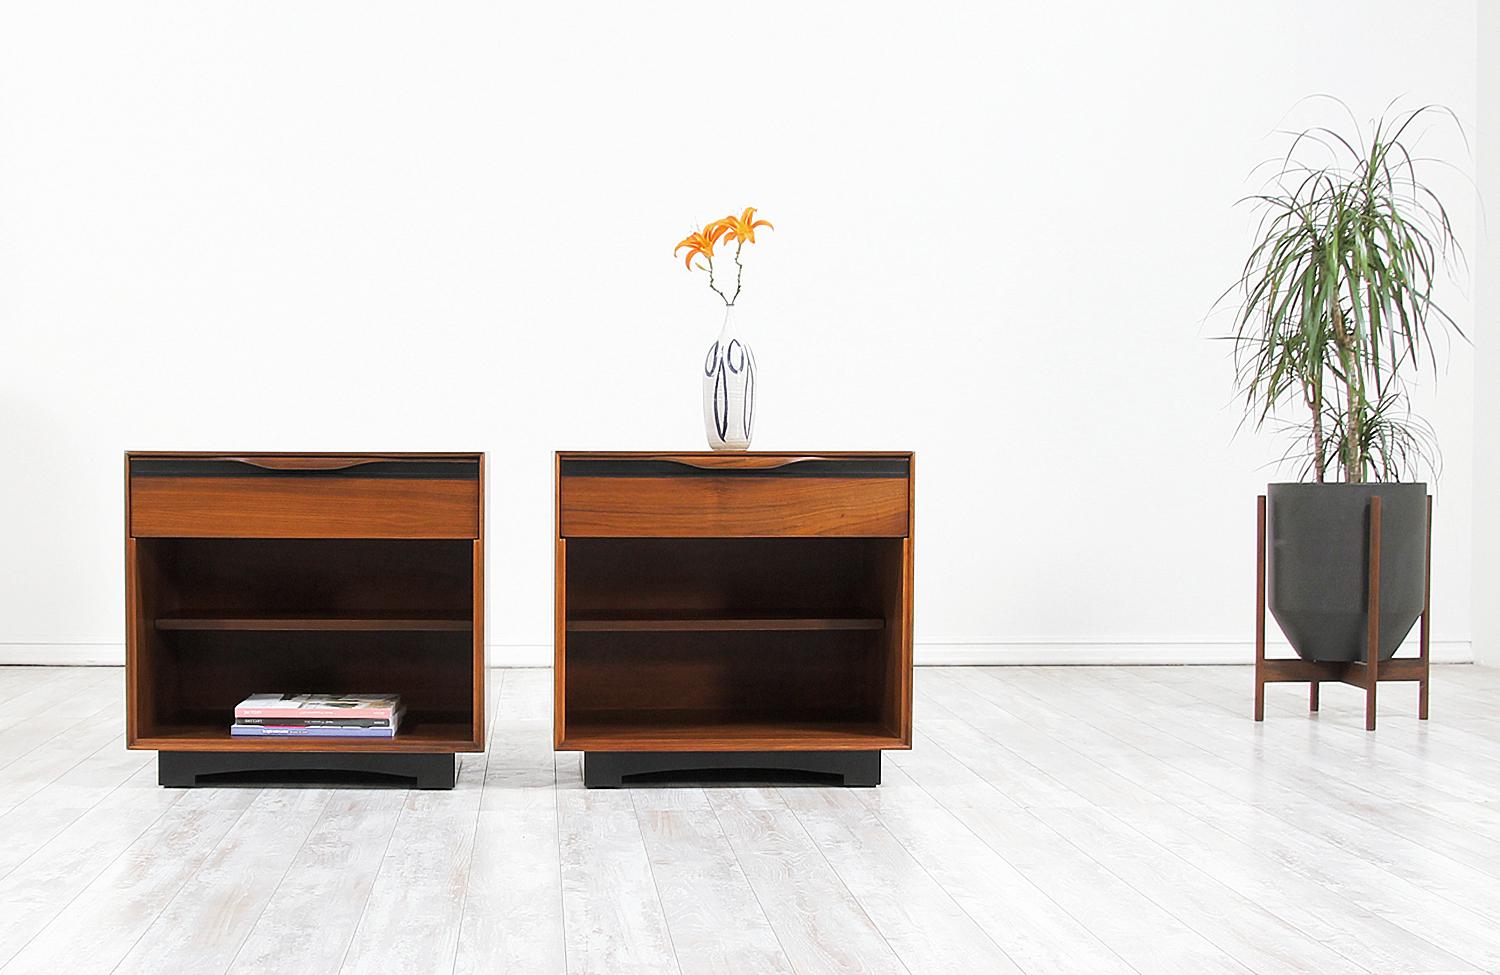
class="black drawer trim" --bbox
[131,460,480,480]
[560,458,909,479]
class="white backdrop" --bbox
[0,1,1479,665]
[1475,4,1499,666]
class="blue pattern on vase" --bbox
[702,313,754,450]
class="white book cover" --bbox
[234,693,402,719]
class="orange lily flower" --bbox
[674,222,729,270]
[716,207,774,246]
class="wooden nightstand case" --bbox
[554,452,914,787]
[125,452,485,789]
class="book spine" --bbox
[235,708,398,720]
[234,717,393,728]
[230,725,397,738]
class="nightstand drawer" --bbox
[559,455,910,537]
[129,456,480,538]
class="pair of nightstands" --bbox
[125,451,913,789]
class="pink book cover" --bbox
[234,693,401,720]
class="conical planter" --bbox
[1267,482,1427,662]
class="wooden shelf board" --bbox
[132,719,478,753]
[565,612,884,633]
[156,615,472,632]
[559,710,904,751]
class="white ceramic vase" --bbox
[702,307,756,451]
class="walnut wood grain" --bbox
[124,536,150,745]
[565,614,885,632]
[553,451,914,755]
[1255,657,1428,683]
[124,451,485,757]
[470,453,486,751]
[131,721,474,753]
[554,538,567,750]
[557,713,903,752]
[130,476,479,538]
[154,615,472,631]
[560,476,908,538]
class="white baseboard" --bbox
[2,640,1473,667]
[0,644,568,668]
[916,640,1472,665]
[0,644,124,666]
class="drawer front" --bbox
[129,456,480,538]
[559,457,910,537]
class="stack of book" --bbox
[231,693,404,738]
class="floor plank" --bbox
[0,669,117,770]
[452,669,567,975]
[0,708,134,818]
[635,802,795,974]
[855,772,1137,975]
[111,788,335,975]
[707,791,908,975]
[781,787,1024,974]
[950,802,1256,975]
[0,768,187,966]
[0,780,242,970]
[0,664,1497,974]
[557,788,680,974]
[224,789,406,975]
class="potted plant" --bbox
[675,207,774,451]
[1227,103,1465,663]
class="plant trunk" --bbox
[1343,365,1362,482]
[1330,302,1364,484]
[1306,379,1326,482]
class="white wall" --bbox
[1476,2,1500,667]
[0,1,1479,666]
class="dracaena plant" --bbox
[1226,101,1466,483]
[674,207,774,306]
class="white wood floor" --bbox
[0,664,1497,974]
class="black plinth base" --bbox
[582,750,882,788]
[158,751,457,789]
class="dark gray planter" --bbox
[1267,482,1427,663]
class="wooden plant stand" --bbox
[1254,493,1431,731]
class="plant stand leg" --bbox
[1419,494,1432,721]
[1309,682,1319,712]
[1418,645,1430,719]
[1255,495,1267,722]
[1365,496,1382,732]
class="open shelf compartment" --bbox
[559,537,909,751]
[130,538,479,751]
